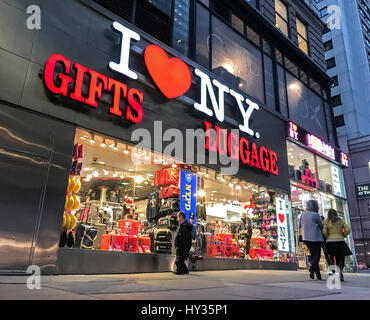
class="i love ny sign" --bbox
[43,21,261,137]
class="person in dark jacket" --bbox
[174,211,193,275]
[299,199,324,280]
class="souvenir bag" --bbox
[154,168,179,187]
[159,186,180,199]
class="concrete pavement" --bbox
[0,269,369,300]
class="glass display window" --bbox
[59,128,292,263]
[287,141,318,188]
[316,157,346,198]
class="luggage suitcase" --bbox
[159,186,180,199]
[152,240,172,254]
[74,224,98,249]
[159,198,180,216]
[154,228,172,241]
[154,168,179,187]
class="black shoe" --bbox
[183,270,189,274]
[309,270,315,280]
[173,271,184,275]
[316,272,322,280]
[340,273,344,282]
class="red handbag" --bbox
[159,186,180,199]
[154,168,179,187]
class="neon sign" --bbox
[307,134,335,160]
[287,122,349,167]
[204,121,279,175]
[301,168,319,188]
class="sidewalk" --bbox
[1,269,369,300]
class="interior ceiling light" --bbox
[92,170,99,177]
[103,169,109,175]
[123,145,129,154]
[113,141,119,151]
[205,169,210,178]
[89,133,96,144]
[80,135,90,141]
[113,171,118,177]
[101,138,106,148]
[135,176,144,184]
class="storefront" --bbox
[287,122,357,272]
[0,0,347,275]
[0,1,302,274]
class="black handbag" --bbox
[74,224,98,249]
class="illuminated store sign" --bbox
[204,121,279,175]
[287,122,349,167]
[276,197,289,252]
[43,21,262,139]
[307,134,335,160]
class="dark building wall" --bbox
[259,0,327,72]
[345,137,370,265]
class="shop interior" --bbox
[60,128,292,262]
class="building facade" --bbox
[0,0,354,275]
[306,0,370,266]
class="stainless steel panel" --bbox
[0,103,75,274]
[0,147,47,271]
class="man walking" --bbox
[174,211,193,275]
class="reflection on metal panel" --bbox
[0,148,47,271]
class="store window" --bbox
[275,0,289,37]
[296,17,309,55]
[212,17,264,103]
[60,128,292,263]
[287,141,317,187]
[316,157,346,198]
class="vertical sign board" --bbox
[180,171,197,223]
[276,197,290,252]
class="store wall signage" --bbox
[194,69,260,138]
[288,122,349,167]
[356,184,370,197]
[144,44,192,99]
[179,171,197,222]
[43,53,143,124]
[301,168,319,188]
[204,121,279,175]
[276,197,289,252]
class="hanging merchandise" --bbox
[72,194,80,210]
[159,198,180,216]
[65,194,74,211]
[73,177,81,193]
[154,167,179,187]
[159,185,180,199]
[146,191,160,222]
[196,195,206,221]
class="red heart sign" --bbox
[278,214,285,224]
[144,44,191,99]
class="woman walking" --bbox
[299,200,324,280]
[322,209,352,281]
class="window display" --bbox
[59,128,292,263]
